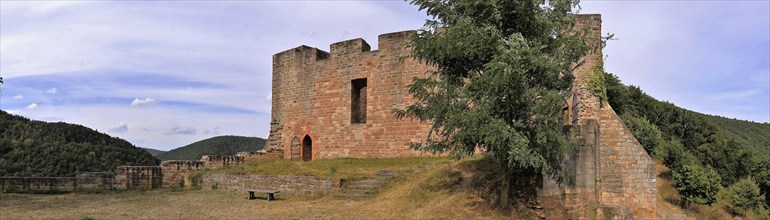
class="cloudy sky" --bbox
[1,1,768,151]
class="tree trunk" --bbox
[499,163,511,210]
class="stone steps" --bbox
[339,169,399,198]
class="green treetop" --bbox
[397,0,590,209]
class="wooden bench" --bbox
[247,189,279,201]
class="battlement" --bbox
[273,30,416,67]
[330,38,371,58]
[201,155,245,169]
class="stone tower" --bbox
[263,31,435,160]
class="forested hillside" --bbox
[0,111,159,177]
[142,148,167,157]
[601,70,770,211]
[156,135,266,161]
[699,113,770,157]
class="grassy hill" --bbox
[156,135,266,161]
[0,110,159,177]
[141,148,167,157]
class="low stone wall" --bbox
[115,166,162,190]
[75,172,114,190]
[196,174,342,195]
[238,148,284,164]
[201,155,245,169]
[0,177,77,193]
[161,160,204,188]
[2,151,292,194]
[0,172,114,193]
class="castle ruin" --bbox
[263,14,658,219]
[0,13,659,220]
[263,30,434,160]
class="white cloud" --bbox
[6,109,22,115]
[109,122,128,133]
[26,103,38,110]
[710,89,761,101]
[163,126,197,135]
[130,97,156,106]
[46,87,58,94]
[13,94,23,100]
[266,92,272,101]
[203,126,221,135]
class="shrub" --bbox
[655,139,695,172]
[584,61,608,105]
[753,161,770,208]
[672,165,721,207]
[719,178,764,216]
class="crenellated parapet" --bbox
[201,155,245,168]
[330,38,370,58]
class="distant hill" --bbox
[0,110,160,177]
[141,148,167,157]
[156,135,266,161]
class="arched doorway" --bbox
[302,135,312,161]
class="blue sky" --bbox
[1,1,768,151]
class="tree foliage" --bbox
[399,0,589,209]
[754,161,770,208]
[655,139,695,172]
[156,135,266,161]
[719,178,765,216]
[0,110,159,176]
[604,70,765,186]
[672,165,722,207]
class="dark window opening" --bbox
[351,78,367,124]
[302,135,312,161]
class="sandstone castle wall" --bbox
[264,31,435,159]
[0,172,114,193]
[539,15,657,219]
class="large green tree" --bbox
[397,0,590,208]
[672,165,721,208]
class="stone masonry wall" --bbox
[75,172,114,190]
[0,177,77,193]
[201,155,245,169]
[237,148,285,163]
[597,106,657,218]
[540,14,657,220]
[266,31,436,159]
[197,174,342,195]
[540,120,600,219]
[115,166,162,190]
[0,172,113,193]
[161,160,204,188]
[159,151,285,188]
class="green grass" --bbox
[202,157,449,180]
[0,158,512,220]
